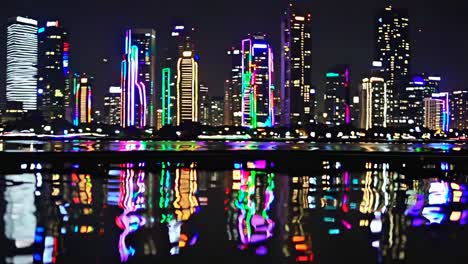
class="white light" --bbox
[171,32,179,37]
[16,17,38,26]
[175,26,185,30]
[46,21,58,27]
[81,78,88,84]
[428,76,441,81]
[21,164,27,169]
[109,86,121,94]
[372,61,383,67]
[252,44,268,49]
[233,50,240,55]
[182,51,193,57]
[295,16,305,21]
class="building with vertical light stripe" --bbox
[241,33,275,128]
[177,50,199,125]
[450,91,468,131]
[104,86,121,126]
[374,5,411,126]
[281,2,313,126]
[324,65,351,126]
[37,20,70,121]
[360,77,388,130]
[6,17,38,111]
[424,92,449,132]
[227,47,243,126]
[73,73,93,125]
[120,29,156,128]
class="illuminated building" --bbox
[73,73,93,125]
[37,21,71,121]
[324,65,351,126]
[227,47,243,126]
[163,24,197,126]
[241,33,275,128]
[120,29,156,128]
[223,80,232,125]
[104,86,121,126]
[360,77,388,130]
[199,84,209,125]
[450,91,468,130]
[374,5,411,126]
[281,2,313,126]
[6,17,38,111]
[177,50,199,125]
[424,92,450,132]
[400,74,440,127]
[209,96,224,127]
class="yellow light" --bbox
[450,211,462,222]
[81,78,88,84]
[182,51,193,57]
[295,16,305,21]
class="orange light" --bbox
[292,236,305,243]
[295,244,308,251]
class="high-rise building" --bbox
[281,2,313,126]
[223,80,232,126]
[360,77,388,130]
[424,93,450,132]
[241,33,275,128]
[400,74,440,127]
[104,86,121,126]
[227,47,243,126]
[37,21,70,121]
[450,91,468,131]
[162,24,196,127]
[6,17,38,111]
[72,73,93,125]
[199,84,209,125]
[374,5,411,126]
[120,29,156,128]
[324,65,351,126]
[209,96,224,127]
[177,50,199,125]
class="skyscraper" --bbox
[72,73,93,125]
[224,80,232,126]
[281,2,313,126]
[324,65,351,126]
[360,77,388,130]
[209,96,224,127]
[400,74,440,127]
[177,50,199,125]
[6,17,38,111]
[120,29,156,128]
[450,91,468,130]
[374,5,411,126]
[241,33,275,128]
[162,24,196,127]
[227,47,243,126]
[424,93,450,132]
[199,84,209,125]
[104,86,121,126]
[37,21,70,121]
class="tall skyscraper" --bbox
[209,96,224,127]
[281,2,313,126]
[227,47,243,126]
[162,24,196,127]
[120,29,156,128]
[177,50,199,125]
[104,86,121,126]
[224,80,232,126]
[199,84,209,125]
[360,77,388,130]
[6,17,38,111]
[400,74,440,127]
[241,33,275,128]
[450,91,468,131]
[72,73,93,125]
[37,21,70,121]
[374,5,411,126]
[324,65,351,126]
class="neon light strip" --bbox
[87,85,92,122]
[345,67,351,124]
[162,68,171,125]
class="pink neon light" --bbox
[345,67,351,124]
[87,86,92,122]
[268,47,274,126]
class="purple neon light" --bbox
[268,47,275,126]
[345,67,351,124]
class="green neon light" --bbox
[326,72,340,78]
[162,68,171,126]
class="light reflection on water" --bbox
[1,160,468,263]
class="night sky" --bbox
[1,0,467,111]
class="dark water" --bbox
[1,160,468,263]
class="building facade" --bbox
[241,34,275,128]
[6,17,38,111]
[374,5,411,126]
[37,21,70,122]
[73,73,93,125]
[281,2,313,126]
[104,86,121,126]
[360,77,388,130]
[324,65,351,126]
[177,50,199,125]
[450,91,468,131]
[400,74,440,127]
[227,47,243,126]
[209,96,224,127]
[120,29,156,128]
[424,93,449,132]
[199,84,209,125]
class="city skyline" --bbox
[0,0,467,111]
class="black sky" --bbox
[1,0,467,110]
